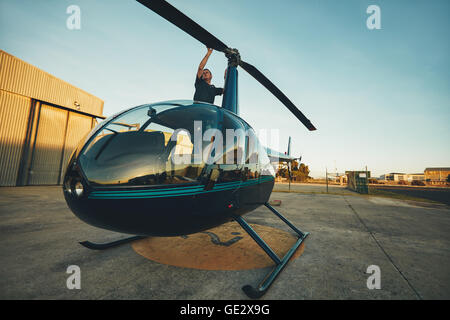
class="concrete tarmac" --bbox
[0,185,449,299]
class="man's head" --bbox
[202,68,212,82]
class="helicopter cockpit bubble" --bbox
[62,100,272,203]
[74,101,225,187]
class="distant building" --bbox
[406,174,425,182]
[0,50,104,186]
[379,173,404,181]
[325,172,347,185]
[424,168,450,185]
[379,173,425,182]
[338,174,347,185]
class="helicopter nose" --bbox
[62,150,88,201]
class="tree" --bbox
[293,163,310,182]
[276,161,310,182]
[276,166,288,178]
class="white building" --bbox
[379,173,424,182]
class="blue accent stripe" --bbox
[89,177,273,197]
[92,185,203,194]
[88,176,274,199]
[91,186,203,195]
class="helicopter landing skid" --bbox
[234,202,309,299]
[79,235,146,250]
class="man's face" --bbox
[202,69,212,81]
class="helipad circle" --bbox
[132,221,306,270]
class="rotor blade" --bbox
[136,0,228,52]
[240,61,316,131]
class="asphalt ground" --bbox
[370,185,450,205]
[0,185,449,300]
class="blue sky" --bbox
[1,0,449,177]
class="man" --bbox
[193,47,224,104]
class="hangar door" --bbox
[27,104,94,185]
[28,104,67,185]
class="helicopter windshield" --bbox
[78,102,221,186]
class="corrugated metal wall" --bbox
[0,91,32,186]
[0,50,104,117]
[0,50,103,186]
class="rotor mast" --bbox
[222,48,241,115]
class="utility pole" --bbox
[334,160,337,181]
[366,165,369,194]
[326,167,328,193]
[288,162,291,192]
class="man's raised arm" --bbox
[197,47,213,78]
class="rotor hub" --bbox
[224,48,241,67]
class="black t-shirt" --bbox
[193,75,223,104]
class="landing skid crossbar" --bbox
[234,202,309,299]
[79,235,146,250]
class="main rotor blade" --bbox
[136,0,228,52]
[240,61,316,131]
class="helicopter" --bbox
[63,0,316,299]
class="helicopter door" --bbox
[203,112,246,198]
[242,127,264,204]
[202,132,224,191]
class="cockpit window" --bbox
[79,103,220,186]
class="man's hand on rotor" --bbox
[198,48,214,78]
